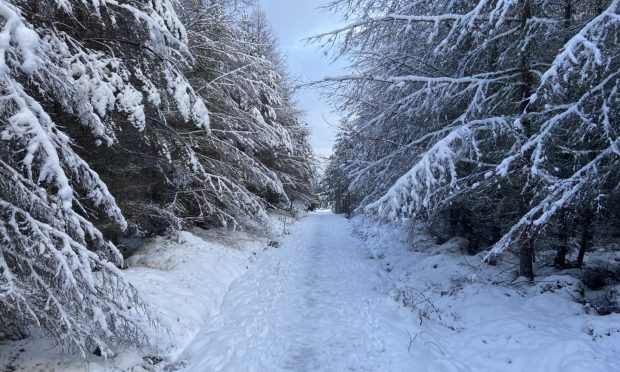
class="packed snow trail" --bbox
[180,212,422,371]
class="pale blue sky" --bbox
[260,0,346,160]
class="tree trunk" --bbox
[519,0,533,114]
[518,0,535,281]
[554,209,569,267]
[520,237,535,281]
[564,0,572,29]
[576,208,593,268]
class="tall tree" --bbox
[0,0,201,355]
[322,0,620,278]
[0,0,315,356]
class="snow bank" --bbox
[123,230,256,362]
[357,218,620,372]
[0,214,293,371]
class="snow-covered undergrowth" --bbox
[357,218,620,371]
[0,212,295,371]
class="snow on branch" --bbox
[323,70,519,86]
[0,1,125,222]
[532,0,620,101]
[0,159,150,357]
[367,117,510,220]
[313,0,521,38]
[485,139,620,261]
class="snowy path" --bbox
[3,212,618,372]
[180,212,418,371]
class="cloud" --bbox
[261,0,345,155]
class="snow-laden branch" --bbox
[0,159,150,357]
[485,138,620,261]
[0,2,125,223]
[323,69,519,86]
[313,0,521,38]
[531,0,620,102]
[366,117,510,219]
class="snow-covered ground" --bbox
[2,211,619,371]
[358,218,620,372]
[179,211,420,371]
[0,212,294,371]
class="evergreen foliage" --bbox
[0,0,315,354]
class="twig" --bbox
[405,329,419,352]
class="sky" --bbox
[259,0,346,162]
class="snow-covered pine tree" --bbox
[1,0,315,356]
[179,0,316,221]
[320,0,539,238]
[239,10,317,206]
[180,0,289,225]
[322,0,620,278]
[485,0,620,266]
[0,0,201,355]
[324,131,356,214]
[37,0,215,235]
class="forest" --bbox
[0,0,315,359]
[324,0,620,280]
[1,0,620,370]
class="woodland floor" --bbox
[2,212,619,371]
[178,212,620,372]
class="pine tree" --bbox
[0,0,198,355]
[322,0,620,278]
[1,0,315,354]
